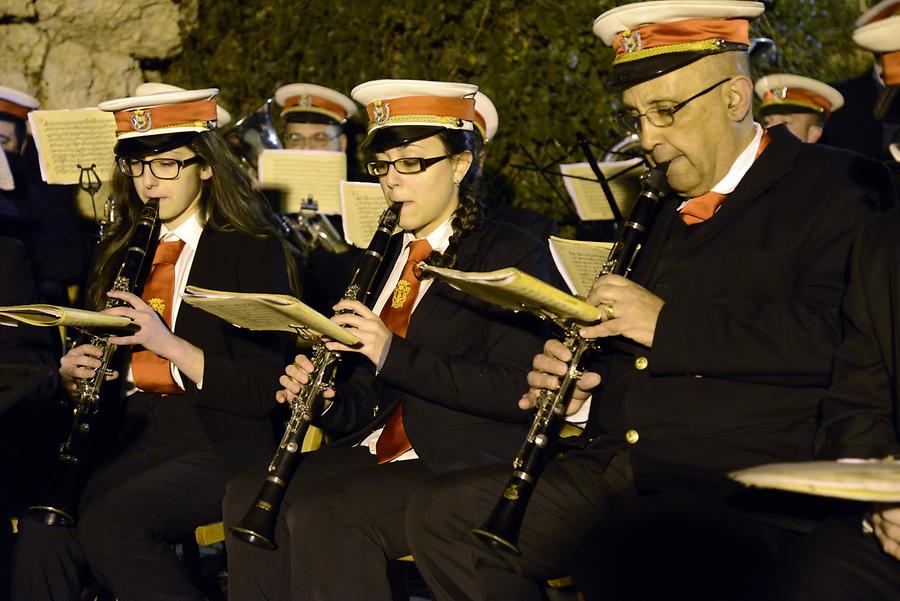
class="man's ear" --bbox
[339,133,348,153]
[726,76,754,122]
[806,125,823,144]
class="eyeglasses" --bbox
[284,132,340,149]
[117,155,202,180]
[613,78,732,135]
[366,155,451,177]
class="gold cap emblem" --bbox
[373,100,390,126]
[130,108,152,132]
[621,29,643,54]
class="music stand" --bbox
[0,364,54,416]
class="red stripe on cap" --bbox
[283,95,348,120]
[366,96,475,126]
[613,18,750,59]
[113,99,218,135]
[762,88,833,115]
[0,99,30,120]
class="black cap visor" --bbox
[114,131,200,158]
[605,43,748,93]
[363,125,446,151]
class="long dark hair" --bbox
[422,128,484,270]
[88,130,301,309]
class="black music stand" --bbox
[0,364,54,416]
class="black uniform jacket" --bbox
[317,220,552,474]
[815,208,900,460]
[143,228,293,477]
[583,125,894,492]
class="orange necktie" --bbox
[132,238,186,394]
[375,238,433,463]
[680,130,771,225]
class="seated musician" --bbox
[12,87,297,601]
[771,11,900,600]
[222,78,552,601]
[401,2,895,600]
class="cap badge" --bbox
[774,86,788,101]
[298,95,312,107]
[621,29,643,54]
[373,100,390,126]
[130,109,152,132]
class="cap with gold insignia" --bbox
[351,79,478,150]
[754,74,844,118]
[0,85,39,122]
[473,91,499,143]
[97,87,219,157]
[593,0,766,92]
[134,82,232,128]
[854,0,900,87]
[274,83,357,125]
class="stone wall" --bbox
[0,0,198,109]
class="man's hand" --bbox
[60,343,118,399]
[326,299,392,367]
[873,504,900,561]
[518,339,601,416]
[580,274,664,348]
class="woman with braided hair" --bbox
[222,79,553,601]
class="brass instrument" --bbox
[471,165,669,555]
[278,197,350,256]
[27,199,160,527]
[231,203,400,549]
[222,98,282,177]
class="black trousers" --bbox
[405,450,637,601]
[11,392,229,601]
[772,512,900,601]
[223,447,436,601]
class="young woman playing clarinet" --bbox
[13,87,297,601]
[222,79,553,601]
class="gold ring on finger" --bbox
[602,303,615,319]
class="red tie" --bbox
[375,238,433,463]
[680,130,771,225]
[132,238,186,394]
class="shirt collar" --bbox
[160,210,204,250]
[402,216,454,253]
[709,122,764,196]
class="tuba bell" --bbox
[222,98,282,176]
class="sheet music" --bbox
[731,459,900,502]
[559,157,645,221]
[258,149,347,214]
[548,236,614,297]
[27,109,117,185]
[340,181,392,247]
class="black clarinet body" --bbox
[27,199,160,527]
[231,202,400,550]
[472,165,669,554]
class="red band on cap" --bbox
[366,96,476,127]
[113,99,218,135]
[883,51,900,86]
[473,111,487,136]
[613,18,750,59]
[762,88,833,115]
[283,95,348,121]
[0,99,30,120]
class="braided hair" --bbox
[423,128,484,270]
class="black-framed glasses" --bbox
[366,155,451,177]
[284,132,341,148]
[116,155,202,180]
[614,78,732,135]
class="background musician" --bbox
[12,87,296,601]
[222,79,552,601]
[754,73,843,143]
[403,2,895,599]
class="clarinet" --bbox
[27,199,160,527]
[471,164,669,555]
[231,202,400,550]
